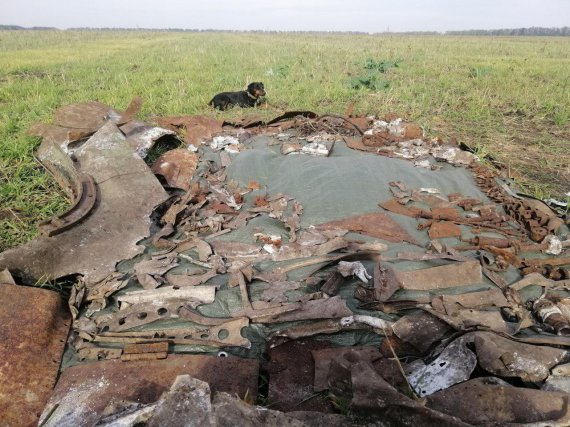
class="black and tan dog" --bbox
[209,82,266,110]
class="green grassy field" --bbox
[1,30,569,251]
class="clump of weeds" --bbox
[349,58,401,90]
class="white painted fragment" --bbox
[211,135,239,151]
[406,338,477,397]
[338,261,372,283]
[263,244,277,254]
[414,159,431,168]
[543,235,563,256]
[301,142,330,156]
[340,315,392,329]
[419,188,440,194]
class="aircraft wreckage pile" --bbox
[1,99,570,426]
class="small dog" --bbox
[209,82,266,110]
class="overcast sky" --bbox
[1,0,569,32]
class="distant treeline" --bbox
[1,24,569,36]
[0,25,58,30]
[446,27,570,36]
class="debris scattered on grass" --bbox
[3,101,570,426]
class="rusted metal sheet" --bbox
[350,362,470,426]
[223,115,264,128]
[121,342,169,361]
[320,271,345,296]
[373,261,401,301]
[53,101,116,131]
[380,198,464,222]
[392,311,451,354]
[123,342,169,355]
[267,339,334,413]
[151,148,199,191]
[252,295,353,323]
[396,260,483,290]
[426,307,518,334]
[28,122,75,146]
[473,332,568,382]
[156,115,223,147]
[431,288,510,315]
[265,110,318,126]
[426,377,570,425]
[510,272,570,291]
[0,123,169,284]
[311,347,382,392]
[0,284,71,427]
[268,316,391,346]
[39,355,259,427]
[317,212,419,244]
[117,96,143,125]
[343,136,387,154]
[428,221,461,239]
[379,197,424,217]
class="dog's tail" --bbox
[208,98,214,107]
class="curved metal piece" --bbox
[38,173,97,237]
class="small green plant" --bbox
[349,74,390,90]
[349,58,400,90]
[552,110,568,126]
[275,64,289,77]
[364,58,401,73]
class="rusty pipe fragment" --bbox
[456,235,570,261]
[533,298,570,336]
[523,257,570,268]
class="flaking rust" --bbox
[317,212,419,244]
[396,260,483,291]
[0,284,71,427]
[151,148,199,191]
[121,342,169,361]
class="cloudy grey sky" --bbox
[1,0,569,32]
